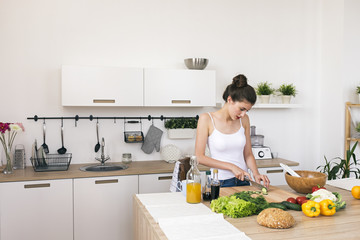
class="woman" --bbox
[195,74,270,188]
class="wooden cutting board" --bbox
[220,185,300,202]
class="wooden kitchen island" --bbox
[133,185,360,240]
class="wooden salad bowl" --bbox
[285,170,327,194]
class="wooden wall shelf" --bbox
[215,103,303,109]
[345,102,360,158]
[252,104,303,109]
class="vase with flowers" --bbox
[0,122,25,174]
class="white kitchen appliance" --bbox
[252,146,272,160]
[250,126,272,160]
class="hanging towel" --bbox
[141,125,163,154]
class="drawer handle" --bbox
[95,179,118,184]
[24,183,50,189]
[158,176,172,180]
[93,99,116,103]
[171,100,191,104]
[267,169,284,174]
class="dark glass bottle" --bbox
[202,170,211,201]
[211,169,220,201]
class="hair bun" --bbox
[232,74,248,88]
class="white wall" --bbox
[1,0,357,171]
[317,0,345,168]
[343,0,360,159]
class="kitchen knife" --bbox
[244,176,268,194]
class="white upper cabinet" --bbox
[62,65,216,107]
[144,68,216,107]
[62,65,143,106]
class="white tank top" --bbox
[207,112,247,180]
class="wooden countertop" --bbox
[0,158,298,183]
[134,185,359,240]
[219,185,359,239]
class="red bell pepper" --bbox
[312,185,326,193]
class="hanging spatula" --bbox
[280,163,300,177]
[42,121,49,154]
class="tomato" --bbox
[296,196,308,205]
[312,185,326,193]
[286,197,297,204]
[351,186,360,199]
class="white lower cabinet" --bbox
[139,172,207,194]
[258,167,298,186]
[0,179,73,240]
[139,173,173,194]
[73,175,138,240]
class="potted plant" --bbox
[256,82,274,104]
[164,118,198,139]
[278,83,297,104]
[317,141,360,180]
[355,123,360,138]
[356,86,360,103]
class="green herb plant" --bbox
[317,141,360,180]
[232,191,269,214]
[356,123,360,133]
[256,82,274,95]
[164,118,198,129]
[278,83,297,97]
[356,86,360,94]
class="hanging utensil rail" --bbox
[27,115,199,126]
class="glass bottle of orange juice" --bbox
[186,156,201,204]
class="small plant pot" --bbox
[258,95,270,104]
[167,129,196,139]
[281,95,292,104]
[358,94,360,104]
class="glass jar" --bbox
[186,156,201,204]
[122,153,132,164]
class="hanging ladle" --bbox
[42,120,49,154]
[94,119,100,153]
[57,119,67,154]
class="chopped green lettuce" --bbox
[210,195,258,218]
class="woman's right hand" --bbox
[230,165,252,181]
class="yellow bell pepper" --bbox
[302,200,320,217]
[319,199,336,216]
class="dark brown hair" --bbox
[222,74,257,104]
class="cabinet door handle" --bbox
[93,99,116,104]
[158,176,172,180]
[95,179,118,184]
[171,100,191,104]
[267,169,284,174]
[24,183,51,189]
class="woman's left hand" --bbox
[253,174,270,188]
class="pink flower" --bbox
[0,122,10,134]
[15,122,25,132]
[0,122,25,153]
